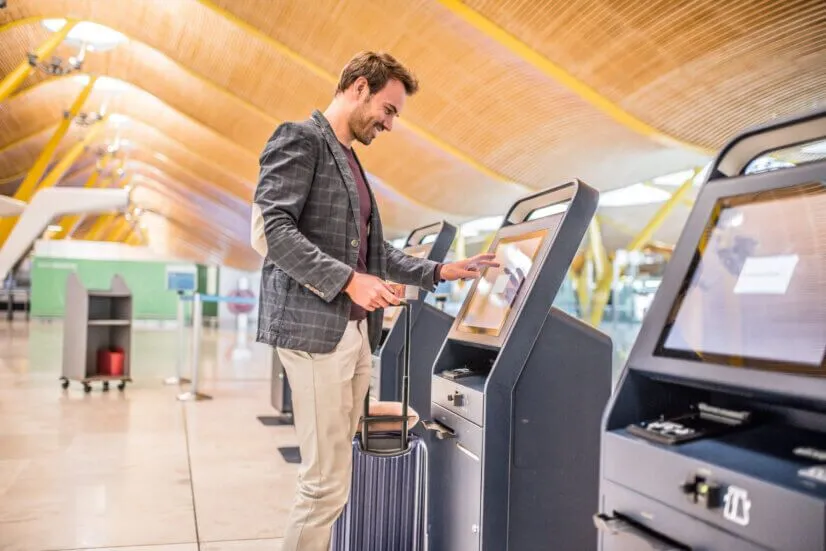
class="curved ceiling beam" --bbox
[434,0,711,155]
[1,78,257,193]
[0,118,254,201]
[132,189,245,246]
[0,115,456,233]
[0,17,523,213]
[61,161,249,234]
[0,124,441,237]
[6,75,261,162]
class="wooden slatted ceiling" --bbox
[0,123,445,247]
[1,0,823,267]
[207,0,708,188]
[463,0,826,146]
[0,22,277,153]
[0,1,703,204]
[0,24,521,219]
[60,163,250,238]
[0,78,258,195]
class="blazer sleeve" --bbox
[253,122,353,302]
[384,240,440,292]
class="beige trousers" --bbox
[277,320,373,551]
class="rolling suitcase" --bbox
[330,301,428,551]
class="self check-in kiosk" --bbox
[372,221,456,414]
[269,221,456,422]
[425,181,613,551]
[597,109,826,551]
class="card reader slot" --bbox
[594,513,691,551]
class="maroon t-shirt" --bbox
[340,142,372,320]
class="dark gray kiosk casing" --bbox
[270,221,456,420]
[597,108,826,551]
[426,180,613,551]
[373,221,457,436]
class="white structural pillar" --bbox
[0,188,130,282]
[0,196,26,218]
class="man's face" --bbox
[348,78,406,146]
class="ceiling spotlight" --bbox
[70,111,104,126]
[28,44,85,76]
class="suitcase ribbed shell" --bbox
[331,435,428,551]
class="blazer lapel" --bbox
[311,110,362,241]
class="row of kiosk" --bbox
[268,108,826,550]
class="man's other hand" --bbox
[344,272,402,311]
[440,253,500,281]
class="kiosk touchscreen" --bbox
[597,108,826,551]
[371,222,456,426]
[426,181,613,551]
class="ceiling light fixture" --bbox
[70,111,105,126]
[28,45,85,76]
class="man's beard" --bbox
[349,101,377,146]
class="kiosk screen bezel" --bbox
[450,205,570,348]
[624,160,826,398]
[654,181,826,376]
[456,229,549,337]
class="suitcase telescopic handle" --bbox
[360,301,412,452]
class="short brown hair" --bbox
[336,51,419,96]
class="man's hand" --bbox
[440,253,500,281]
[344,272,402,311]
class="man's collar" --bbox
[312,109,352,150]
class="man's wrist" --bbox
[434,263,444,284]
[343,269,356,295]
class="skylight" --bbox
[42,19,127,52]
[802,140,826,155]
[460,215,503,237]
[598,183,672,208]
[651,169,697,187]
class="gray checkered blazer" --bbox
[252,110,439,354]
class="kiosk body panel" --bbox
[598,110,826,551]
[428,181,613,550]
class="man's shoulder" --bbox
[272,117,323,145]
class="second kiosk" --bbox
[426,181,613,551]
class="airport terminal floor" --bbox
[0,320,294,550]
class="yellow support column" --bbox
[0,115,108,246]
[84,213,119,241]
[9,76,97,204]
[107,216,133,243]
[587,217,613,327]
[588,169,700,326]
[576,249,592,317]
[0,20,76,102]
[626,169,699,253]
[587,217,609,282]
[53,151,112,239]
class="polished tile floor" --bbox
[0,319,294,551]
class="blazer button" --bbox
[351,239,359,248]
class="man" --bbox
[251,51,497,551]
